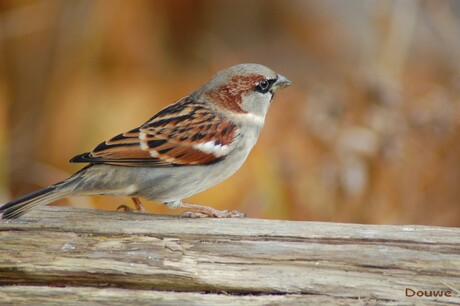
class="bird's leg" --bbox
[132,197,147,212]
[116,197,147,213]
[178,202,245,218]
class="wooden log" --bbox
[0,206,459,305]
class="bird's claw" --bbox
[116,205,135,212]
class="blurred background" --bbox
[1,0,459,226]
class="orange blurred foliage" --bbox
[1,0,459,226]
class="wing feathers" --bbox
[70,96,238,167]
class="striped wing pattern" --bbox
[70,96,238,167]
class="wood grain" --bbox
[0,206,459,305]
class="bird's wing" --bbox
[70,97,239,167]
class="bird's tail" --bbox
[0,181,73,219]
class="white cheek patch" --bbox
[193,141,231,157]
[231,112,265,126]
[238,92,272,123]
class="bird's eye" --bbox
[256,79,271,93]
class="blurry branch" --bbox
[426,0,460,68]
[1,1,95,197]
[379,0,419,86]
[0,1,54,40]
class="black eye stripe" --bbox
[255,78,276,94]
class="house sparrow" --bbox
[1,63,291,219]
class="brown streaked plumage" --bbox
[70,96,239,166]
[1,63,291,219]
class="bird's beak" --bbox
[271,74,292,92]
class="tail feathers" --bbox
[1,184,71,219]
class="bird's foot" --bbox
[116,197,147,213]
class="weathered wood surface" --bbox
[0,206,459,305]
